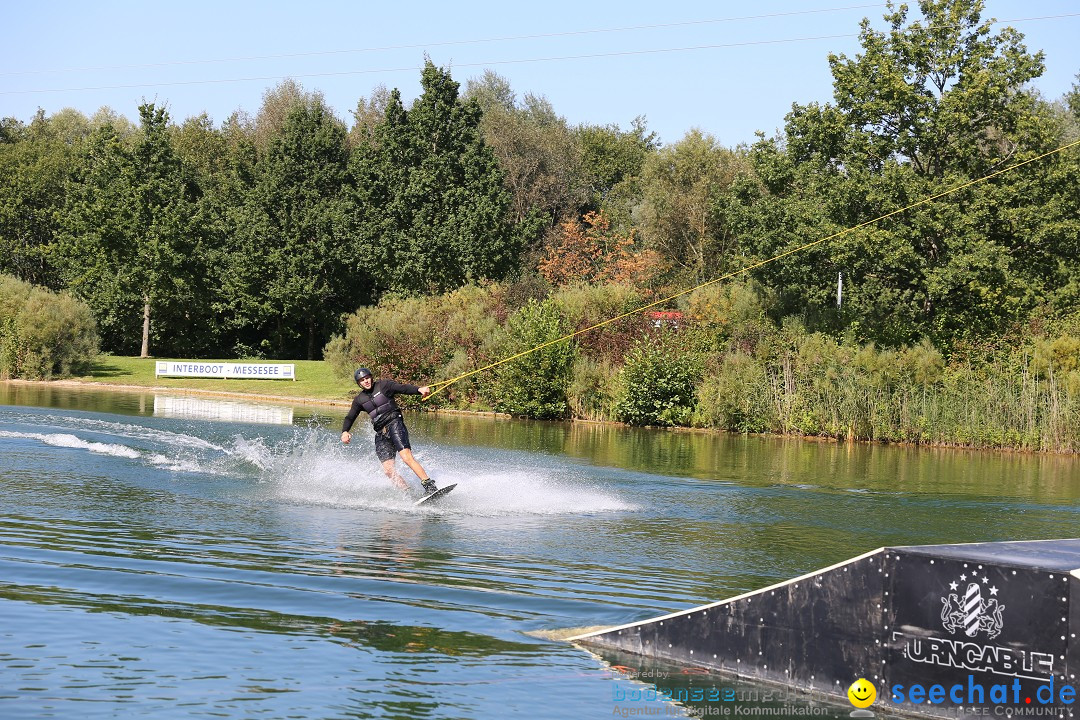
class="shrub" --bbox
[324,294,444,381]
[614,331,702,426]
[324,285,505,407]
[0,274,99,379]
[898,339,945,386]
[1034,334,1080,377]
[568,356,619,421]
[491,299,575,419]
[550,282,649,363]
[683,280,771,330]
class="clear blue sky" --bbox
[2,1,1077,147]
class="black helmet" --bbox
[354,367,373,385]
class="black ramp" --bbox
[572,539,1080,717]
[570,548,885,693]
[899,538,1080,571]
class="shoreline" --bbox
[0,378,513,420]
[2,377,352,409]
[2,378,1075,457]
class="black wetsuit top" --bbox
[342,379,422,433]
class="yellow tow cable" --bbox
[426,138,1080,400]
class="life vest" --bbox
[356,382,402,430]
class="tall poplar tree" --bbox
[347,61,518,296]
[130,104,198,357]
[238,98,352,359]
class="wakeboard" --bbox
[414,483,457,506]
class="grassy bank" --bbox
[70,356,355,404]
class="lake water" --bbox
[1,384,1078,719]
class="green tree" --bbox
[253,79,321,151]
[238,98,354,359]
[737,0,1059,346]
[491,299,575,419]
[59,104,198,356]
[0,117,22,144]
[0,110,87,288]
[348,84,392,149]
[207,111,264,356]
[637,129,746,282]
[614,332,701,426]
[1068,74,1080,120]
[168,113,236,356]
[88,107,137,138]
[1061,74,1080,144]
[57,122,136,352]
[347,61,519,296]
[128,104,200,357]
[466,71,584,231]
[824,0,1046,178]
[574,117,658,235]
[576,117,657,210]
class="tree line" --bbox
[2,1,1079,388]
[0,60,654,360]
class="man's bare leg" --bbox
[398,448,431,484]
[381,459,410,492]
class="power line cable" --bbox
[2,12,1076,96]
[0,31,856,95]
[2,3,888,77]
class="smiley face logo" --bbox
[848,678,876,708]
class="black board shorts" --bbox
[374,416,411,462]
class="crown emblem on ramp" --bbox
[940,574,1004,640]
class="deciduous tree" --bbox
[736,0,1063,346]
[466,71,584,230]
[637,129,746,283]
[537,210,661,290]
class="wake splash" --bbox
[1,418,635,516]
[245,429,636,516]
[0,430,141,459]
[0,429,217,473]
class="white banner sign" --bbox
[155,361,296,380]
